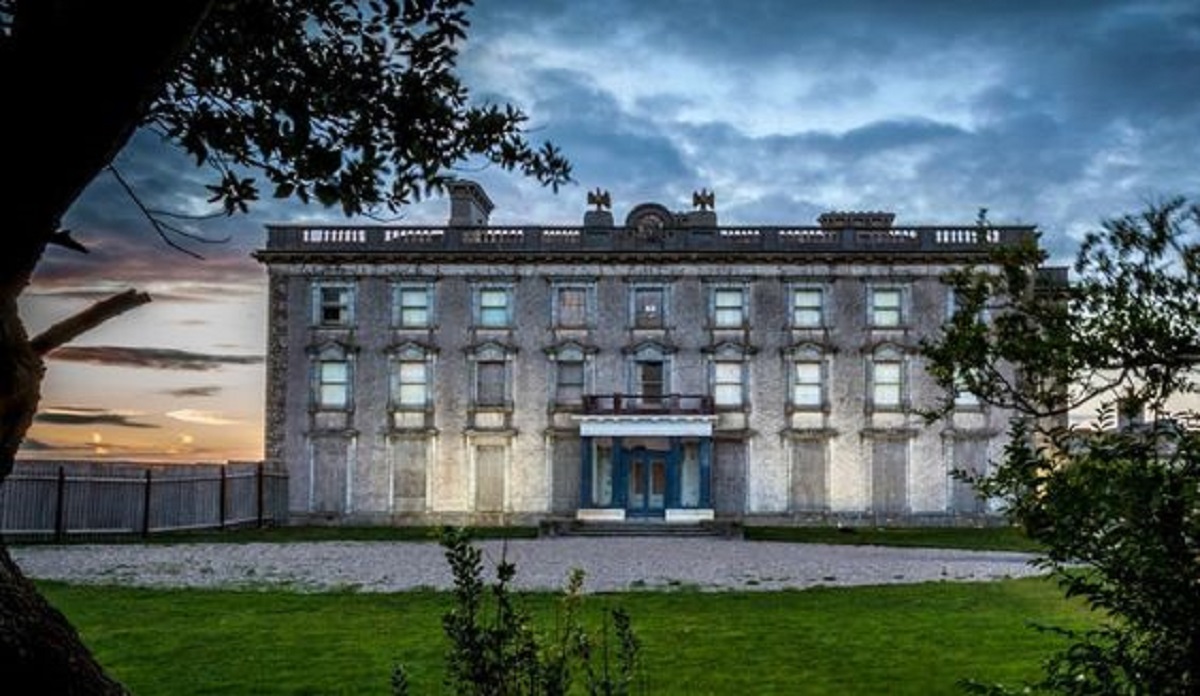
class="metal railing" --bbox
[0,460,287,541]
[583,394,714,415]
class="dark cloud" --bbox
[47,346,263,371]
[164,385,223,398]
[35,408,158,429]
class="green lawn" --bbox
[42,577,1090,695]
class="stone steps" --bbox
[541,519,742,539]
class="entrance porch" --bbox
[574,394,716,521]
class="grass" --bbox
[742,525,1043,553]
[41,577,1091,695]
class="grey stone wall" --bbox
[264,256,1013,524]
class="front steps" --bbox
[540,518,742,539]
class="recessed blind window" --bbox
[557,287,587,328]
[634,288,665,328]
[476,361,506,405]
[556,360,585,404]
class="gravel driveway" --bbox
[11,537,1043,593]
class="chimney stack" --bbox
[448,180,494,227]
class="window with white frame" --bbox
[313,282,355,326]
[393,361,429,408]
[946,287,990,325]
[632,286,666,329]
[554,285,590,328]
[869,287,904,327]
[393,283,433,328]
[953,372,980,408]
[870,347,905,409]
[475,286,511,328]
[791,287,825,328]
[787,344,825,409]
[793,361,823,407]
[713,361,745,408]
[389,344,433,410]
[317,359,350,409]
[712,287,746,328]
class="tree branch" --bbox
[29,289,152,356]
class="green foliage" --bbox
[429,527,641,695]
[153,0,571,217]
[922,199,1200,694]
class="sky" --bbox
[17,0,1200,463]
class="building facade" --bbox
[255,182,1026,526]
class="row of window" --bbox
[313,282,921,331]
[311,349,976,412]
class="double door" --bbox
[626,449,667,515]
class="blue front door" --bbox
[627,449,667,516]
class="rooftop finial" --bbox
[692,188,715,211]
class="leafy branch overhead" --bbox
[922,197,1200,422]
[151,0,572,217]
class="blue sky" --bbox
[18,0,1200,461]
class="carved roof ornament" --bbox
[692,188,715,211]
[587,188,611,212]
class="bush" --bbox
[394,527,641,695]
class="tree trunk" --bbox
[0,2,214,691]
[0,547,128,695]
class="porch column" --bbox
[612,436,625,507]
[579,436,593,507]
[666,436,681,508]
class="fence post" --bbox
[219,465,227,530]
[256,461,265,528]
[141,469,152,537]
[54,466,66,543]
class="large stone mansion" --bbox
[254,182,1030,527]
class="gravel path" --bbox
[11,538,1043,593]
